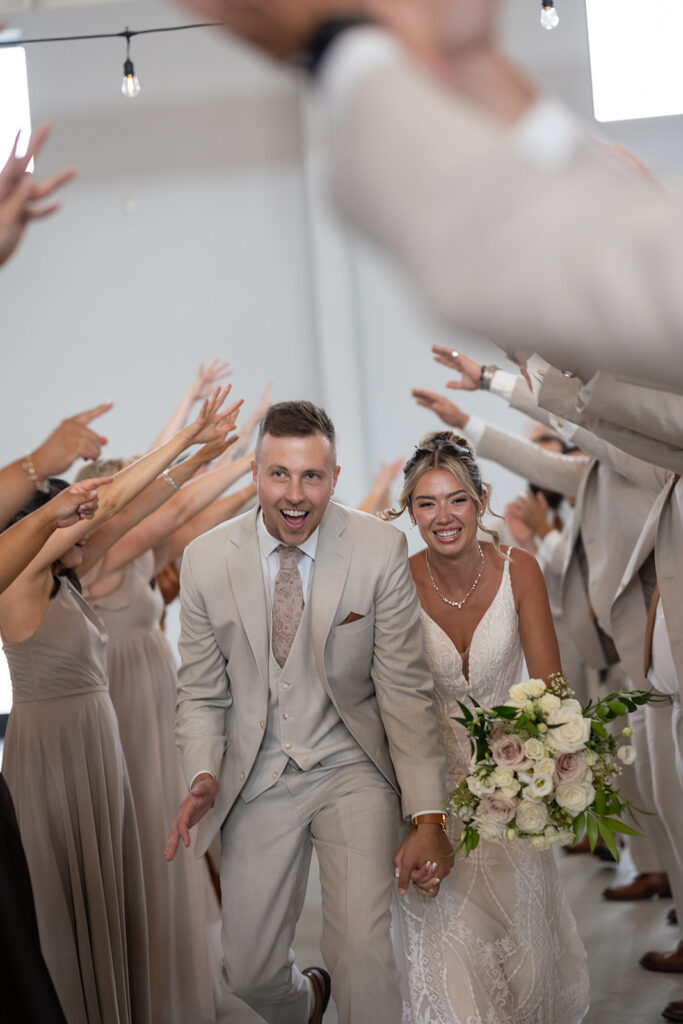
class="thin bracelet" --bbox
[22,453,50,494]
[162,469,180,492]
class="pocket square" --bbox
[340,612,365,625]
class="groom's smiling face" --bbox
[253,432,341,545]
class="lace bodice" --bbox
[421,560,523,789]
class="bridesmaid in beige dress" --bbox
[0,390,237,1023]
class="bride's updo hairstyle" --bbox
[383,431,503,553]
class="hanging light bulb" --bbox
[121,29,140,98]
[540,0,559,30]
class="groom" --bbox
[167,400,451,1024]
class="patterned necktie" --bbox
[272,545,304,668]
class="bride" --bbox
[385,431,589,1024]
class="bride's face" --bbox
[409,468,482,557]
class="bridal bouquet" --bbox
[448,677,654,859]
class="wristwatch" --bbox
[413,813,447,832]
[477,365,499,391]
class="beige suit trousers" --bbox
[219,760,402,1024]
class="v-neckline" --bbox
[421,561,509,681]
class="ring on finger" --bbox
[451,350,459,359]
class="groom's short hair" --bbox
[255,400,336,461]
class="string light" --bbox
[0,23,219,99]
[540,0,560,30]
[121,29,140,99]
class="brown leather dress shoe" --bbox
[603,872,672,901]
[641,941,683,973]
[662,1000,683,1021]
[302,966,331,1023]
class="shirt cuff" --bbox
[489,370,518,400]
[460,413,486,451]
[536,527,564,565]
[547,414,578,442]
[514,96,585,169]
[189,770,216,790]
[319,26,400,109]
[411,809,446,822]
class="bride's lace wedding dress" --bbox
[396,560,590,1024]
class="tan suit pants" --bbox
[219,760,402,1024]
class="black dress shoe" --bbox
[302,966,331,1023]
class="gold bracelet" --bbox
[162,469,180,492]
[22,453,50,494]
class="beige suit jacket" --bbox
[331,42,683,392]
[536,370,683,474]
[176,502,447,856]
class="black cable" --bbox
[0,22,220,48]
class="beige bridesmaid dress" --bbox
[91,550,220,1024]
[2,578,152,1024]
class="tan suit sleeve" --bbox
[331,51,683,393]
[474,422,588,495]
[175,547,232,787]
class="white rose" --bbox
[538,692,562,716]
[530,835,552,850]
[515,799,549,834]
[617,745,636,765]
[500,781,522,798]
[509,682,531,703]
[475,817,507,844]
[535,758,556,778]
[584,749,599,767]
[560,698,583,716]
[530,774,554,798]
[524,738,546,761]
[555,781,593,815]
[545,707,591,754]
[492,766,515,788]
[527,679,547,698]
[517,770,534,787]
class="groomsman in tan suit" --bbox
[166,401,450,1024]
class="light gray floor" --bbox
[293,844,682,1023]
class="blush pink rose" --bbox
[554,751,587,783]
[489,733,533,771]
[477,791,519,825]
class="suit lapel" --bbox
[226,509,270,692]
[309,503,352,653]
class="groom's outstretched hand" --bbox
[394,824,453,898]
[165,774,219,861]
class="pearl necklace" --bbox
[425,544,485,609]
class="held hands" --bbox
[394,822,453,899]
[165,775,219,861]
[182,386,243,445]
[412,388,469,430]
[32,402,113,478]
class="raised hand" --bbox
[32,402,113,478]
[189,359,232,402]
[509,490,551,538]
[0,124,77,266]
[183,386,243,444]
[431,346,482,390]
[50,476,115,527]
[165,775,219,861]
[195,433,240,465]
[412,388,469,430]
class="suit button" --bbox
[284,743,292,750]
[282,681,291,689]
[240,771,246,780]
[272,771,279,779]
[282,712,290,720]
[259,720,265,728]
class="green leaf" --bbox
[591,721,607,737]
[494,707,519,720]
[602,817,643,838]
[572,812,586,841]
[586,813,598,852]
[597,819,620,862]
[594,789,607,816]
[608,700,629,716]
